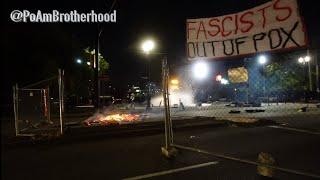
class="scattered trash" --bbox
[245,109,265,113]
[257,152,276,178]
[229,110,241,114]
[297,107,307,112]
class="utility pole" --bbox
[243,58,251,104]
[307,49,313,92]
[94,25,100,108]
[146,55,152,111]
[315,49,320,99]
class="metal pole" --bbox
[13,84,19,136]
[162,57,169,149]
[94,26,100,108]
[162,56,174,150]
[314,50,319,99]
[146,57,151,110]
[303,64,307,102]
[307,50,312,92]
[308,61,312,91]
[47,87,51,123]
[62,70,65,113]
[246,83,249,104]
[263,64,266,98]
[244,58,250,104]
[58,69,64,135]
[161,54,177,158]
[164,57,174,144]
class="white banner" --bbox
[186,0,307,60]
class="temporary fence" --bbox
[13,69,64,137]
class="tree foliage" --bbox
[83,47,109,75]
[265,62,305,93]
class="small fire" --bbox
[84,113,140,127]
[104,114,140,122]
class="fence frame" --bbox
[13,69,64,137]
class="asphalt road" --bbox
[2,115,320,180]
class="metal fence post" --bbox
[161,56,177,158]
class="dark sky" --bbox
[2,0,320,104]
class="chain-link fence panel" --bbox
[13,71,63,136]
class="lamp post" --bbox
[258,55,267,98]
[315,50,320,100]
[192,61,209,80]
[192,61,210,106]
[76,59,82,64]
[141,39,155,110]
[298,55,312,102]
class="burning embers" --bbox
[84,113,140,127]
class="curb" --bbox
[2,117,277,148]
[2,117,226,148]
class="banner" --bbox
[186,0,307,60]
[228,67,248,83]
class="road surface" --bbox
[2,114,320,180]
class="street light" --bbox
[76,59,82,64]
[298,57,304,64]
[141,40,155,54]
[304,56,311,62]
[298,55,312,94]
[220,78,229,85]
[192,61,209,80]
[141,39,155,110]
[171,79,179,85]
[258,55,267,65]
[298,56,312,64]
[216,74,222,81]
[87,61,91,66]
[258,55,267,98]
[170,79,179,91]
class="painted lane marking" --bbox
[123,161,219,180]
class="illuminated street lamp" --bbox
[298,56,311,64]
[304,56,311,62]
[192,61,209,80]
[76,59,82,64]
[298,57,304,64]
[216,74,222,81]
[141,39,155,54]
[258,55,267,65]
[170,79,180,91]
[171,79,179,85]
[298,55,312,92]
[220,78,229,85]
[258,55,267,98]
[87,61,91,66]
[141,39,155,110]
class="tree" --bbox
[66,47,110,105]
[265,62,305,101]
[83,47,109,75]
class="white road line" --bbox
[123,161,219,180]
[268,125,320,135]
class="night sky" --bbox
[2,0,320,105]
